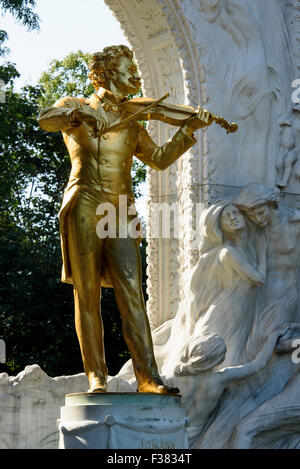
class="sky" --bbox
[0,0,129,86]
[0,0,129,88]
[0,0,147,217]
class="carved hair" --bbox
[233,183,279,212]
[174,332,227,375]
[88,45,133,90]
[198,200,241,254]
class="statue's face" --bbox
[220,204,246,234]
[115,55,141,95]
[246,204,271,227]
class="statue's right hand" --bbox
[73,108,108,134]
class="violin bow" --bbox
[95,92,170,137]
[95,92,238,136]
[95,92,170,163]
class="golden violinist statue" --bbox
[38,45,237,394]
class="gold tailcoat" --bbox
[38,90,196,288]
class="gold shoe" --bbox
[137,378,180,395]
[88,376,107,393]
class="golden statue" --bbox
[38,45,234,394]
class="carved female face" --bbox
[220,204,246,234]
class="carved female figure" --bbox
[151,200,266,375]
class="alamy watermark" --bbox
[95,195,204,247]
[0,339,6,364]
[291,339,300,364]
[0,80,5,104]
[292,79,300,104]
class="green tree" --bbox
[38,51,94,107]
[0,68,79,376]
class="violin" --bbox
[101,92,238,135]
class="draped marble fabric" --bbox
[151,201,259,375]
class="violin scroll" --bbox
[196,106,238,134]
[210,112,238,134]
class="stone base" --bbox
[58,392,190,449]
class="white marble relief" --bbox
[118,187,300,448]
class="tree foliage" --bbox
[0,67,79,376]
[0,52,147,378]
[0,60,20,84]
[0,0,40,30]
[0,0,40,56]
[38,51,94,107]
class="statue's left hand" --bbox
[182,108,213,135]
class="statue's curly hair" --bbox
[88,45,133,90]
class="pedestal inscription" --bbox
[58,392,189,449]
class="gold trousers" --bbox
[66,188,159,386]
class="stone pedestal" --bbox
[58,392,189,449]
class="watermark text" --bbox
[0,339,6,364]
[291,338,300,364]
[95,196,204,244]
[0,80,5,104]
